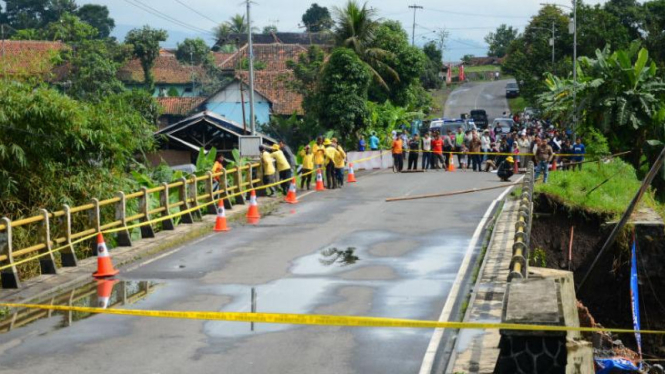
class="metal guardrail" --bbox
[0,163,261,289]
[508,162,534,282]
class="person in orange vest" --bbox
[392,136,404,172]
[270,144,292,195]
[299,145,314,190]
[212,153,225,191]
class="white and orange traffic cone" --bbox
[96,279,118,309]
[213,199,230,232]
[448,153,456,172]
[246,190,261,222]
[93,233,119,278]
[347,163,357,183]
[315,169,325,191]
[285,178,298,204]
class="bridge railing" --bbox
[508,162,534,282]
[0,163,261,289]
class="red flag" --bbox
[459,65,466,82]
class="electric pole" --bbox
[246,0,256,135]
[408,5,423,46]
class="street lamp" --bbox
[541,1,577,140]
[531,22,556,69]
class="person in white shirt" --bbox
[481,130,491,163]
[421,132,432,169]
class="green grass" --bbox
[507,97,527,114]
[535,159,661,218]
[454,65,501,73]
[428,86,459,119]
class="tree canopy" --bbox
[75,4,114,38]
[484,24,518,58]
[175,38,211,66]
[125,25,168,90]
[302,3,334,32]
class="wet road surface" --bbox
[0,169,514,374]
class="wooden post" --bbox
[159,183,175,231]
[114,192,132,247]
[188,175,202,221]
[138,187,155,238]
[205,171,217,215]
[0,217,20,288]
[59,204,78,267]
[178,177,194,224]
[221,168,233,210]
[89,198,101,255]
[235,167,246,205]
[37,209,57,274]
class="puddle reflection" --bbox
[0,279,157,335]
[319,247,360,267]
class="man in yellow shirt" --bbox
[312,136,325,169]
[260,145,277,196]
[270,143,292,195]
[323,139,339,189]
[299,145,314,190]
[332,138,346,187]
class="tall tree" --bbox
[603,0,643,40]
[333,0,398,90]
[286,45,326,116]
[175,38,211,65]
[576,3,630,58]
[43,12,97,42]
[421,41,443,89]
[643,0,665,68]
[314,48,371,140]
[302,3,334,32]
[124,26,168,91]
[262,25,278,34]
[227,14,249,33]
[64,39,126,102]
[484,24,518,58]
[3,0,76,30]
[75,4,115,38]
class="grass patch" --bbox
[507,96,527,114]
[535,159,661,219]
[454,65,500,73]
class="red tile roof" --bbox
[156,97,206,116]
[0,40,67,78]
[218,44,308,71]
[212,51,235,66]
[117,54,207,84]
[236,70,303,115]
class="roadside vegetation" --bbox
[507,97,526,115]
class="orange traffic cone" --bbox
[285,178,298,204]
[213,199,230,232]
[347,163,357,183]
[447,153,456,172]
[96,279,118,309]
[552,158,558,171]
[246,190,261,220]
[93,233,119,278]
[315,169,325,191]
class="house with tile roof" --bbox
[116,52,207,98]
[155,97,207,128]
[0,40,68,81]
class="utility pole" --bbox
[550,22,555,68]
[246,0,256,135]
[572,0,578,142]
[408,5,423,46]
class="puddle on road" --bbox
[319,247,360,267]
[0,279,157,338]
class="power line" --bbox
[173,0,220,25]
[123,0,215,36]
[424,6,531,19]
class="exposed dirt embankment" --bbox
[531,193,665,358]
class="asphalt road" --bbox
[444,79,515,122]
[0,84,513,374]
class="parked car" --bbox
[492,118,515,138]
[523,107,542,118]
[469,109,489,129]
[506,82,520,98]
[429,118,472,135]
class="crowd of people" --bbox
[385,117,586,183]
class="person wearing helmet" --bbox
[270,143,292,195]
[497,156,515,181]
[323,139,339,189]
[260,145,277,196]
[299,145,314,190]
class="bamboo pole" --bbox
[385,182,521,202]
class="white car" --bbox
[492,118,515,136]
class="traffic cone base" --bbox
[285,178,298,204]
[93,233,119,278]
[448,154,456,172]
[347,163,357,183]
[552,159,558,171]
[214,200,230,232]
[315,169,325,191]
[246,190,261,220]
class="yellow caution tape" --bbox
[1,302,664,335]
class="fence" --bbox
[0,163,262,289]
[508,162,534,282]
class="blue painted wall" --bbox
[203,101,271,126]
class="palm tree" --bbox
[227,14,249,33]
[333,0,399,90]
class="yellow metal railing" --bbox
[0,163,261,288]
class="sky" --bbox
[80,0,607,61]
